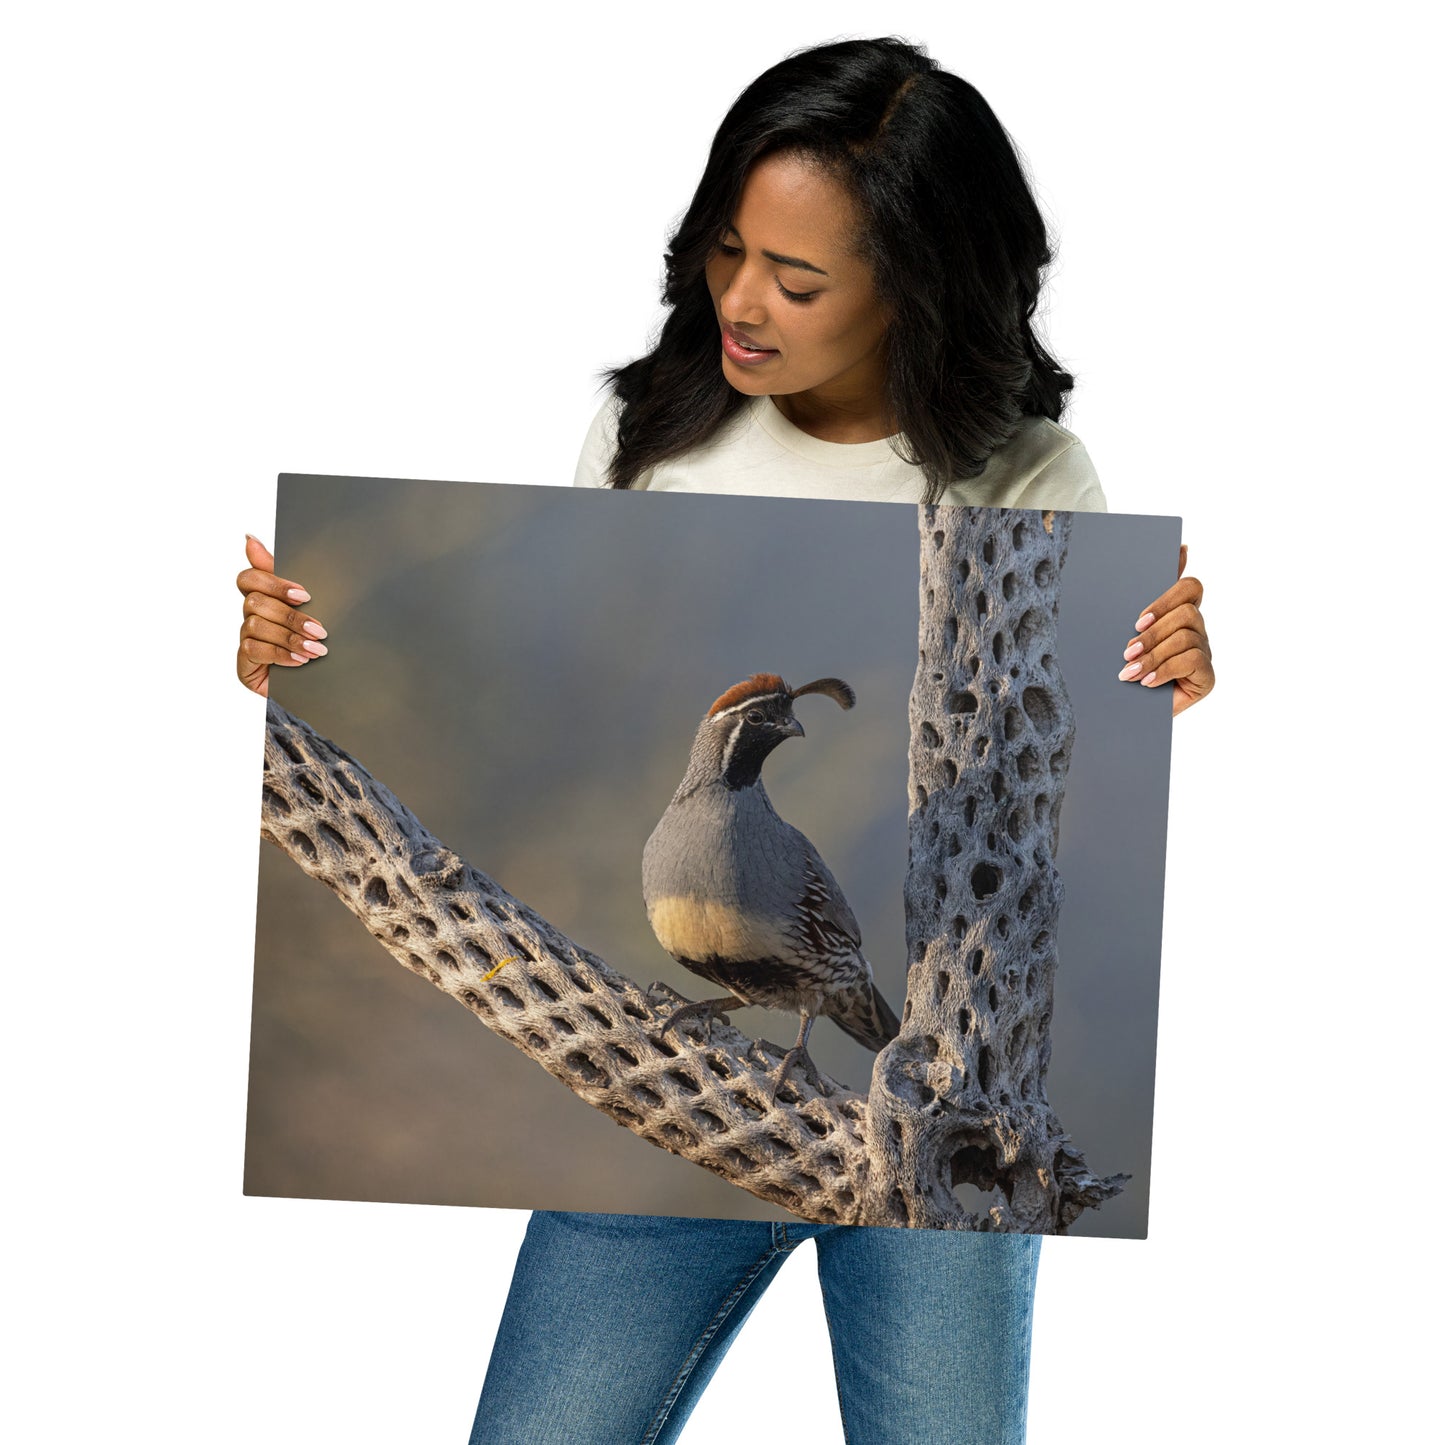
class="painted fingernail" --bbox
[302,620,328,639]
[1123,641,1144,661]
[1142,672,1158,686]
[301,640,328,656]
[290,651,309,663]
[286,587,311,603]
[1119,662,1142,680]
[1135,612,1155,632]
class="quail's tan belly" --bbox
[645,895,795,968]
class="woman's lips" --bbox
[721,324,779,366]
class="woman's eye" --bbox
[775,279,818,304]
[716,241,742,257]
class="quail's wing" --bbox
[780,823,863,955]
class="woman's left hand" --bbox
[1118,545,1214,716]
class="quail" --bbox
[642,672,901,1099]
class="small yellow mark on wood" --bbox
[481,956,517,982]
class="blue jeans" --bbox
[470,1212,1041,1444]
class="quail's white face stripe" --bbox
[717,715,743,779]
[710,692,789,720]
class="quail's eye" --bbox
[746,709,765,725]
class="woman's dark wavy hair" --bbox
[605,37,1074,504]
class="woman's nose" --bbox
[719,264,769,327]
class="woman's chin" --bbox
[720,359,780,396]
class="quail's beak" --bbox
[777,717,804,739]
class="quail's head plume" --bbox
[641,672,900,1100]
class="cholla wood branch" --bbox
[862,507,1127,1231]
[261,704,872,1223]
[260,505,1124,1233]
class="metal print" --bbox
[246,475,1177,1237]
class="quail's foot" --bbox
[657,994,745,1046]
[766,1044,827,1104]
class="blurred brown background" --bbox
[245,477,1176,1237]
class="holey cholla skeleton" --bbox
[259,505,1129,1231]
[642,673,901,1100]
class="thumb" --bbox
[1177,542,1189,579]
[246,533,276,574]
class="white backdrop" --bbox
[6,2,1438,1441]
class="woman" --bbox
[238,38,1213,1444]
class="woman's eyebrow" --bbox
[762,249,828,276]
[723,225,829,276]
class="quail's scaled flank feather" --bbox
[642,673,901,1097]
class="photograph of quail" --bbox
[642,672,902,1099]
[250,475,1175,1236]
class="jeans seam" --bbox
[638,1238,792,1445]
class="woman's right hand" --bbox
[236,534,328,697]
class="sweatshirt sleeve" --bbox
[573,394,623,488]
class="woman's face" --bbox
[704,152,890,415]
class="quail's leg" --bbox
[768,1013,823,1102]
[658,994,746,1044]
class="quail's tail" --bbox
[830,976,902,1053]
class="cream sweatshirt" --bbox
[573,393,1107,512]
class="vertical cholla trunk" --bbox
[860,507,1125,1232]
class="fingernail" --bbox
[302,620,327,639]
[245,532,258,542]
[1118,662,1142,680]
[1141,672,1158,686]
[1135,612,1155,632]
[286,587,311,603]
[290,651,309,663]
[301,640,328,656]
[1123,641,1143,661]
